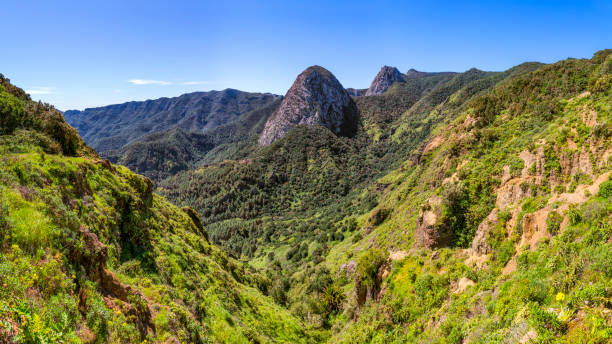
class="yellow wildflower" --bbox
[556,292,565,302]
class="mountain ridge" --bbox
[64,88,281,152]
[1,48,611,344]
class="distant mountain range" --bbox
[64,65,457,180]
[64,89,281,152]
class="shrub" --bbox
[582,201,606,222]
[496,241,515,266]
[597,180,612,198]
[440,182,470,246]
[554,185,566,193]
[546,211,563,235]
[590,244,612,278]
[543,146,561,176]
[524,277,549,304]
[356,248,387,288]
[498,210,511,224]
[321,283,346,314]
[10,205,55,253]
[528,303,566,338]
[473,94,502,126]
[0,90,25,134]
[566,205,582,225]
[270,278,290,305]
[592,122,610,138]
[0,199,9,243]
[308,268,332,293]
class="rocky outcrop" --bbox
[471,208,500,254]
[258,66,359,146]
[365,66,405,96]
[337,260,357,279]
[71,225,155,338]
[415,196,453,248]
[355,260,389,308]
[452,277,476,294]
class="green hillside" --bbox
[159,50,612,343]
[329,49,612,343]
[0,75,309,343]
[1,48,611,344]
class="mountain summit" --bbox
[365,66,405,95]
[258,65,358,145]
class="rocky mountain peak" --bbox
[365,66,405,96]
[258,65,358,146]
[405,68,429,79]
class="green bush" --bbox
[0,90,25,134]
[528,303,566,338]
[356,248,387,288]
[597,180,612,198]
[495,241,515,266]
[321,283,345,314]
[546,211,563,235]
[590,244,612,278]
[439,182,471,246]
[566,205,582,225]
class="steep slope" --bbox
[258,66,359,145]
[157,50,612,343]
[157,60,545,339]
[365,66,406,96]
[104,98,282,180]
[9,48,609,344]
[327,50,612,343]
[0,75,309,343]
[158,64,536,256]
[64,89,280,152]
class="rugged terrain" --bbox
[159,50,612,343]
[365,66,406,96]
[103,99,282,180]
[0,76,308,343]
[1,48,611,344]
[64,89,280,153]
[258,66,359,146]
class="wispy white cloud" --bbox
[25,87,55,95]
[182,81,211,85]
[128,79,172,85]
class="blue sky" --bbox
[3,0,611,110]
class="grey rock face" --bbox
[258,66,358,146]
[365,66,405,96]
